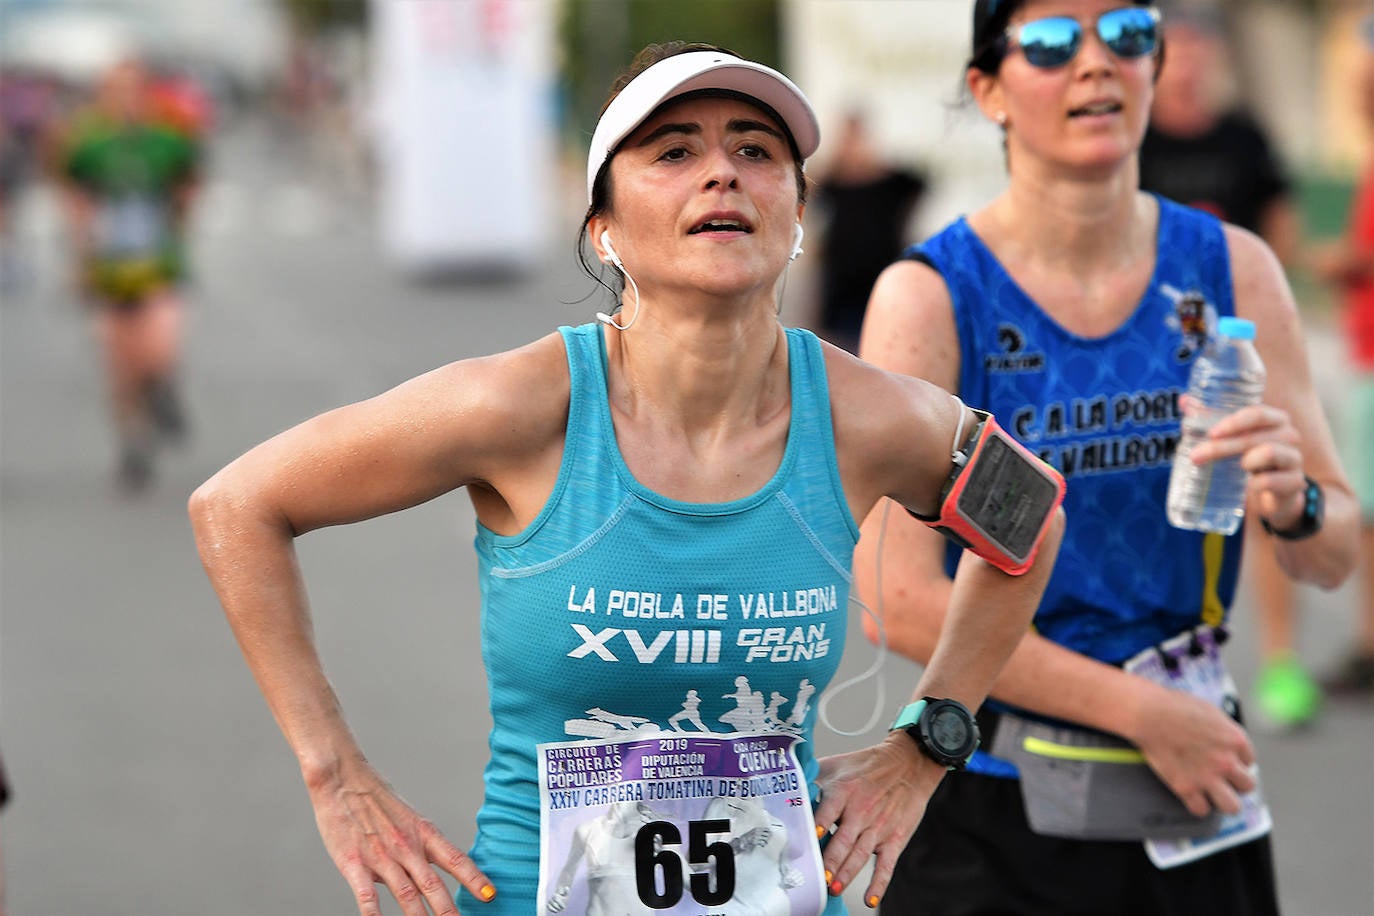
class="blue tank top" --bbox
[911,197,1244,774]
[461,324,856,912]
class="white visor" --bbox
[585,50,820,204]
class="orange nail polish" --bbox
[479,884,496,901]
[830,879,844,895]
[816,824,827,839]
[867,895,881,909]
[824,869,833,884]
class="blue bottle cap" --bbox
[1216,316,1256,340]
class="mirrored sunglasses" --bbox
[1005,6,1161,69]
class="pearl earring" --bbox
[995,111,1008,127]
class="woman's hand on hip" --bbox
[307,759,493,916]
[1132,684,1257,819]
[813,734,945,907]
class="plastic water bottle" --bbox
[1166,316,1266,535]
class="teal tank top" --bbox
[911,196,1244,776]
[461,324,857,912]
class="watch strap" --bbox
[890,699,930,732]
[1261,475,1323,541]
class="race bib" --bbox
[1123,626,1273,869]
[537,731,826,915]
[94,195,168,259]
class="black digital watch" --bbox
[890,698,981,770]
[1261,475,1324,541]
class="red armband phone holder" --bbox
[909,409,1065,576]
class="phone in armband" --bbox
[909,408,1066,576]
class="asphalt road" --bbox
[3,118,1371,915]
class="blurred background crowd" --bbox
[2,0,1366,281]
[2,0,1370,309]
[1,0,1372,913]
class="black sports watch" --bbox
[890,698,980,770]
[1261,475,1324,541]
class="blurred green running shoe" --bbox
[1255,656,1322,729]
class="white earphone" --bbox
[790,223,805,261]
[599,230,623,268]
[596,230,640,330]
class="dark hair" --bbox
[968,0,1155,74]
[576,41,810,294]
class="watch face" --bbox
[930,706,972,754]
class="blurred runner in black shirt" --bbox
[1141,112,1290,241]
[813,112,926,353]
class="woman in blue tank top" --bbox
[856,2,1359,914]
[189,42,1064,915]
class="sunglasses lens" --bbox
[1017,17,1082,68]
[1011,18,1082,68]
[1099,7,1159,59]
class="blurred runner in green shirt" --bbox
[57,58,200,492]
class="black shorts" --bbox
[882,770,1280,916]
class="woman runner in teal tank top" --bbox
[190,42,1063,915]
